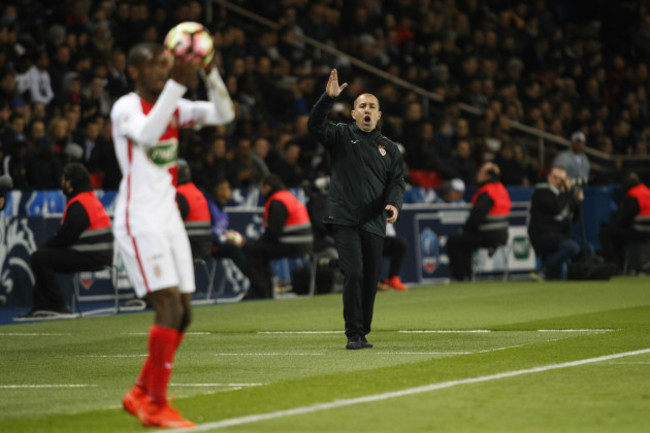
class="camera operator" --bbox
[528,166,583,280]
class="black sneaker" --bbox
[360,335,374,349]
[346,335,373,350]
[346,336,364,350]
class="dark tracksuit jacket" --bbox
[307,93,405,236]
[308,92,405,338]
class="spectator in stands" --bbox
[441,138,477,186]
[528,166,584,280]
[446,162,511,281]
[243,174,313,299]
[176,160,211,261]
[553,131,590,184]
[434,178,466,204]
[22,50,55,106]
[205,177,251,283]
[17,162,113,318]
[276,140,305,188]
[599,172,650,269]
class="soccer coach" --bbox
[308,69,405,350]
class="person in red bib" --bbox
[599,172,650,268]
[18,162,113,318]
[175,160,211,261]
[244,174,313,299]
[447,162,511,281]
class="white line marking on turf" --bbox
[376,351,472,355]
[171,383,263,387]
[258,331,343,334]
[215,353,323,356]
[152,348,650,433]
[537,329,615,333]
[0,384,97,389]
[0,332,72,336]
[80,354,148,358]
[399,329,615,334]
[399,330,492,333]
[122,332,212,336]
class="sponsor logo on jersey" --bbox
[148,139,178,167]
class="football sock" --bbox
[147,324,179,406]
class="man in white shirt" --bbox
[111,42,234,428]
[553,131,590,183]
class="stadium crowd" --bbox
[1,0,650,194]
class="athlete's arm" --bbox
[110,80,187,148]
[179,67,235,128]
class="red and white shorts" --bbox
[115,227,195,298]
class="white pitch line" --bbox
[0,384,97,389]
[537,329,615,333]
[122,332,212,336]
[258,331,343,334]
[170,383,263,388]
[80,354,148,358]
[151,348,650,433]
[399,330,492,333]
[376,351,472,355]
[215,353,323,356]
[0,333,72,336]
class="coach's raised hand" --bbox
[326,69,348,98]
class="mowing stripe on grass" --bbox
[0,384,97,389]
[153,348,650,433]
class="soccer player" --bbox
[111,42,234,428]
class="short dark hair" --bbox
[127,42,163,68]
[622,172,641,192]
[62,162,91,191]
[261,173,285,191]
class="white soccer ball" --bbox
[164,21,214,69]
[224,230,245,247]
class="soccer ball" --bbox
[224,230,245,247]
[164,21,214,69]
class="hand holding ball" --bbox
[164,22,214,69]
[224,230,245,247]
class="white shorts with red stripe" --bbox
[115,227,195,298]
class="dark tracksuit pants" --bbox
[330,225,384,338]
[212,242,252,280]
[30,247,107,311]
[243,240,307,299]
[383,236,408,279]
[446,230,506,281]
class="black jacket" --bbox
[307,93,405,237]
[528,183,580,253]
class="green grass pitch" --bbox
[1,277,649,432]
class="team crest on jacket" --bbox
[378,145,386,156]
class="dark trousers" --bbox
[330,225,384,338]
[599,225,648,267]
[446,230,506,281]
[383,235,408,279]
[212,242,252,280]
[243,240,308,299]
[30,247,107,311]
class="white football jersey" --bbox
[111,70,234,236]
